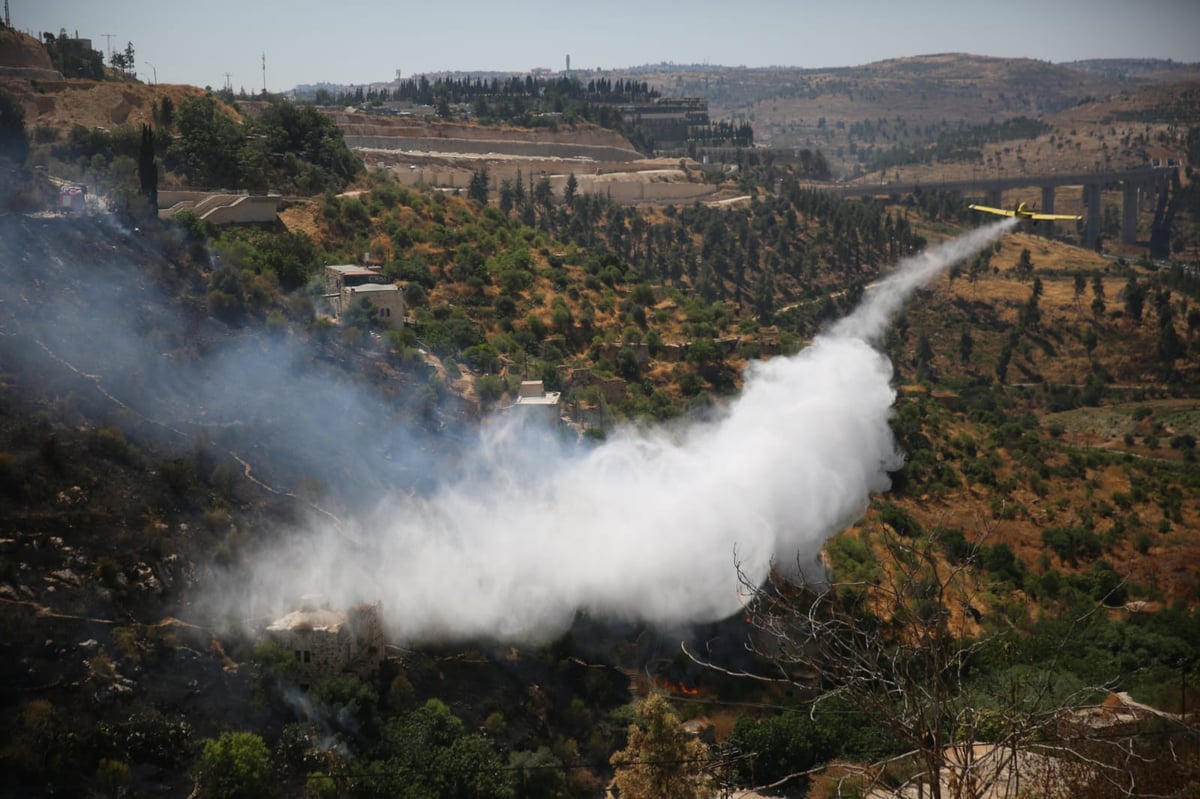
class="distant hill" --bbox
[1065,57,1200,80]
[612,53,1200,177]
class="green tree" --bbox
[616,346,641,380]
[564,172,578,208]
[344,296,379,332]
[198,732,273,799]
[467,167,489,205]
[1158,317,1183,369]
[0,87,29,165]
[249,101,361,192]
[369,699,514,799]
[168,95,244,187]
[252,230,317,291]
[1121,274,1146,323]
[508,747,568,799]
[138,123,158,210]
[156,95,175,131]
[498,179,515,215]
[1015,247,1034,281]
[534,176,555,219]
[610,693,712,799]
[996,336,1014,383]
[686,337,720,368]
[753,269,775,325]
[915,331,935,381]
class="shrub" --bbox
[91,427,139,464]
[825,533,879,582]
[1170,434,1196,451]
[933,527,974,564]
[982,542,1025,586]
[1042,525,1102,566]
[158,458,195,496]
[877,501,923,538]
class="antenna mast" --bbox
[261,51,266,95]
[4,1,11,29]
[102,33,114,61]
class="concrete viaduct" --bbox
[816,165,1178,248]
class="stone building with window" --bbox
[323,264,405,330]
[263,596,385,686]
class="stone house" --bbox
[263,597,385,686]
[323,264,405,330]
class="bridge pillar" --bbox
[1121,183,1139,245]
[1084,183,1102,249]
[1040,185,1056,215]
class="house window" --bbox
[303,650,311,663]
[294,650,301,661]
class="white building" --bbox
[511,380,562,425]
[323,264,405,329]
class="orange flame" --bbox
[661,679,700,696]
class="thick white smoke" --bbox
[243,218,1017,640]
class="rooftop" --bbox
[347,283,400,293]
[326,264,382,277]
[266,607,346,632]
[514,380,562,406]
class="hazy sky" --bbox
[15,0,1200,92]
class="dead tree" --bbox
[688,526,1187,798]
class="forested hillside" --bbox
[2,51,1200,798]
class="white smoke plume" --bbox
[242,217,1017,641]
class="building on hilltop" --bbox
[617,97,709,155]
[263,596,385,687]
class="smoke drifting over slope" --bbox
[245,218,1017,640]
[0,214,1013,641]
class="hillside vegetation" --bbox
[1,50,1200,798]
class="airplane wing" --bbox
[1030,212,1082,222]
[968,204,1016,217]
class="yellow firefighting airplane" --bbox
[969,201,1082,224]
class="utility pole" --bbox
[4,1,11,29]
[261,51,266,95]
[102,33,114,62]
[223,72,232,93]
